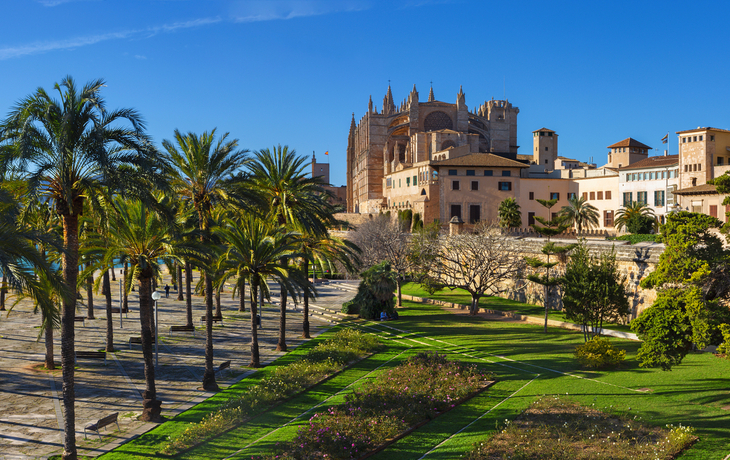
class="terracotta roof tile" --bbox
[433,153,529,168]
[619,155,679,170]
[607,138,652,149]
[673,184,718,195]
[676,126,730,135]
[532,128,556,133]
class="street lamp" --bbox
[151,290,161,367]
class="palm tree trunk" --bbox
[202,272,218,390]
[0,273,6,311]
[215,281,222,318]
[176,263,184,301]
[396,279,402,308]
[238,279,245,312]
[44,310,55,369]
[185,261,193,328]
[138,276,162,421]
[86,263,94,319]
[302,288,310,339]
[103,270,114,352]
[111,265,116,281]
[249,277,260,367]
[61,211,79,460]
[277,285,287,352]
[122,263,128,313]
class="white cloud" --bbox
[36,0,99,7]
[0,17,221,60]
[230,0,369,22]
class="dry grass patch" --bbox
[466,395,697,460]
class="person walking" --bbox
[164,284,170,298]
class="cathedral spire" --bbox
[349,112,356,132]
[383,84,395,115]
[368,95,373,114]
[428,85,435,102]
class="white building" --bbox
[618,155,679,224]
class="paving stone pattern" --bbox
[0,271,356,460]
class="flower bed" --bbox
[161,328,381,455]
[261,351,496,459]
[465,395,698,460]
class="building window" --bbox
[469,205,481,224]
[545,159,548,164]
[605,191,611,199]
[529,191,535,200]
[692,178,697,186]
[719,157,724,166]
[551,212,558,221]
[448,169,457,176]
[502,170,511,177]
[623,192,632,206]
[694,136,698,142]
[604,210,614,227]
[698,163,702,171]
[406,177,410,186]
[550,192,559,200]
[528,212,535,226]
[700,135,703,141]
[655,190,665,206]
[450,204,461,219]
[590,191,595,200]
[471,181,479,191]
[711,135,715,141]
[684,165,688,172]
[683,137,686,143]
[484,170,493,176]
[399,179,401,187]
[498,182,512,191]
[452,180,460,190]
[637,191,647,205]
[568,192,576,199]
[413,175,417,185]
[597,191,603,200]
[545,147,549,151]
[710,205,718,218]
[582,192,588,200]
[466,170,475,176]
[432,171,438,180]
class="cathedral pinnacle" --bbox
[428,86,435,102]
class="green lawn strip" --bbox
[400,282,633,333]
[179,345,414,459]
[371,301,730,459]
[98,325,351,460]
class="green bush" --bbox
[574,336,626,368]
[612,234,657,244]
[412,212,422,231]
[626,214,655,234]
[351,261,397,320]
[716,323,730,356]
[341,300,358,314]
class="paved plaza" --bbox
[0,272,356,459]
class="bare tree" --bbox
[421,222,525,315]
[349,214,414,307]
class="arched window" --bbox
[424,111,453,131]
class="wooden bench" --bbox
[110,307,128,314]
[84,412,119,440]
[215,360,232,377]
[74,316,86,327]
[169,325,195,337]
[128,336,155,349]
[200,315,223,325]
[75,350,107,365]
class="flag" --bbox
[324,151,329,155]
[661,134,668,144]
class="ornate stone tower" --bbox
[532,128,558,169]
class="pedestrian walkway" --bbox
[0,272,356,460]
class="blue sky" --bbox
[0,0,728,186]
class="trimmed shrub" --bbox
[612,234,657,244]
[716,323,730,357]
[350,261,397,320]
[627,214,655,234]
[341,300,358,314]
[574,336,626,368]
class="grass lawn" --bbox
[400,281,634,333]
[102,300,730,459]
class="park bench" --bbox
[110,307,128,314]
[215,360,232,377]
[75,350,107,365]
[128,336,155,349]
[169,325,195,337]
[84,412,119,440]
[74,316,86,327]
[200,315,223,325]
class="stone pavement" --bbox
[0,272,356,460]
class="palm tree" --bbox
[216,215,305,367]
[163,129,249,390]
[560,196,599,234]
[498,197,522,228]
[0,76,157,459]
[298,232,359,338]
[245,145,337,351]
[614,201,657,232]
[100,198,196,421]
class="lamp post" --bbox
[119,279,123,328]
[151,290,161,367]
